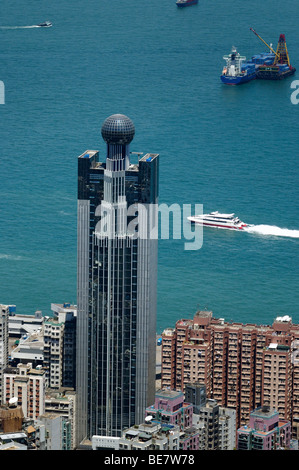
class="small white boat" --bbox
[176,0,198,6]
[38,21,52,27]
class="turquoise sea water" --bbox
[1,0,299,333]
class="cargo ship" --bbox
[221,30,295,85]
[250,29,296,79]
[187,211,250,231]
[176,0,198,7]
[221,47,256,85]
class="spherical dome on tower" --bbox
[101,114,135,145]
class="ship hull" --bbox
[176,0,198,6]
[256,66,296,80]
[190,221,247,230]
[221,72,256,85]
[188,217,249,231]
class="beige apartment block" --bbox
[4,363,46,420]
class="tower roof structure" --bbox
[101,114,135,145]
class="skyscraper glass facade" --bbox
[76,115,159,443]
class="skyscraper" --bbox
[76,114,159,444]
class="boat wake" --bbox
[0,25,41,29]
[244,224,299,239]
[0,253,24,261]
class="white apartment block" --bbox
[219,407,237,450]
[38,413,64,450]
[45,390,76,450]
[92,435,120,450]
[43,319,64,388]
[92,421,181,451]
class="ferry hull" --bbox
[187,215,250,231]
[189,220,248,230]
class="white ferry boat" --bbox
[187,211,250,230]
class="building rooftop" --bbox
[275,315,292,323]
[155,389,184,400]
[122,420,178,444]
[250,406,278,419]
[78,150,98,159]
[194,310,213,319]
[162,328,174,336]
[139,153,159,162]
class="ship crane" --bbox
[250,27,291,66]
[273,34,291,66]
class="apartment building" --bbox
[161,311,299,433]
[218,406,236,450]
[45,389,76,450]
[237,406,291,450]
[145,389,193,431]
[43,318,64,389]
[51,304,77,389]
[4,363,46,420]
[262,343,292,421]
[119,420,180,451]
